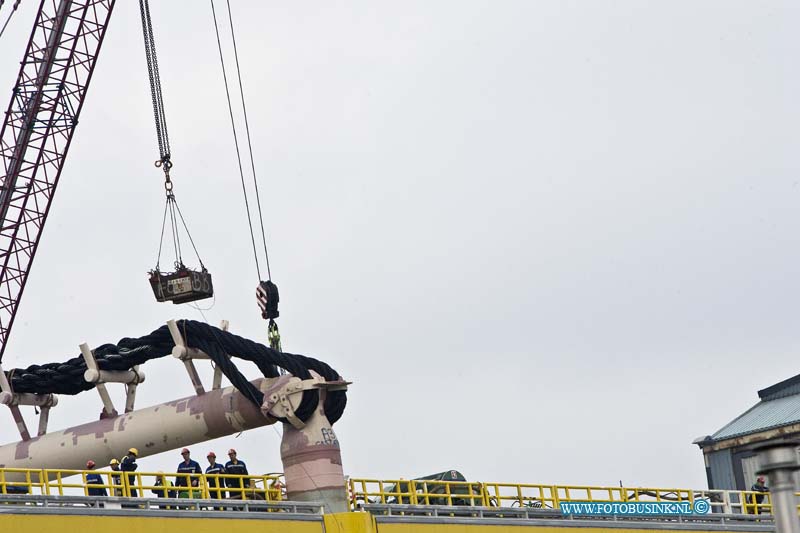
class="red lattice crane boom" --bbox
[0,0,115,362]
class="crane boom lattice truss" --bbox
[0,0,115,362]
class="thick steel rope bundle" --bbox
[4,320,346,425]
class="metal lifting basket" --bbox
[149,266,213,304]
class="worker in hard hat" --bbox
[109,458,122,497]
[224,448,249,498]
[269,478,285,501]
[85,460,106,497]
[152,471,176,509]
[205,451,226,500]
[121,447,139,497]
[175,448,202,489]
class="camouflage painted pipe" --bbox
[0,378,274,474]
[279,386,347,513]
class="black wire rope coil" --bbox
[3,321,346,424]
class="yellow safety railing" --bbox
[0,467,781,517]
[0,467,283,501]
[0,467,46,495]
[479,483,558,508]
[348,478,488,507]
[347,478,782,515]
[43,468,114,496]
[732,491,772,516]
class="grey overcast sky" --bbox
[0,1,798,489]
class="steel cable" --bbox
[210,0,261,281]
[224,0,272,280]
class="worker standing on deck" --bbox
[121,447,139,497]
[751,476,769,513]
[152,471,176,497]
[176,448,202,489]
[85,460,107,497]
[205,451,226,500]
[152,471,176,509]
[109,458,122,496]
[225,448,249,498]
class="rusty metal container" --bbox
[149,267,213,304]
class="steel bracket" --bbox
[0,363,58,439]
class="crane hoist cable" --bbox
[210,0,282,352]
[224,0,273,282]
[139,0,212,305]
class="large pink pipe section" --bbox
[278,384,347,513]
[0,379,274,473]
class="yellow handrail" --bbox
[0,467,783,517]
[0,467,46,495]
[0,467,282,500]
[347,477,781,514]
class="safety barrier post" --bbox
[346,477,353,509]
[722,490,731,514]
[49,470,60,495]
[744,490,756,515]
[41,469,50,495]
[411,480,422,505]
[201,477,209,500]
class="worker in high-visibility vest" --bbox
[109,458,122,496]
[120,447,139,497]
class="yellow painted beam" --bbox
[323,511,377,533]
[0,512,766,533]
